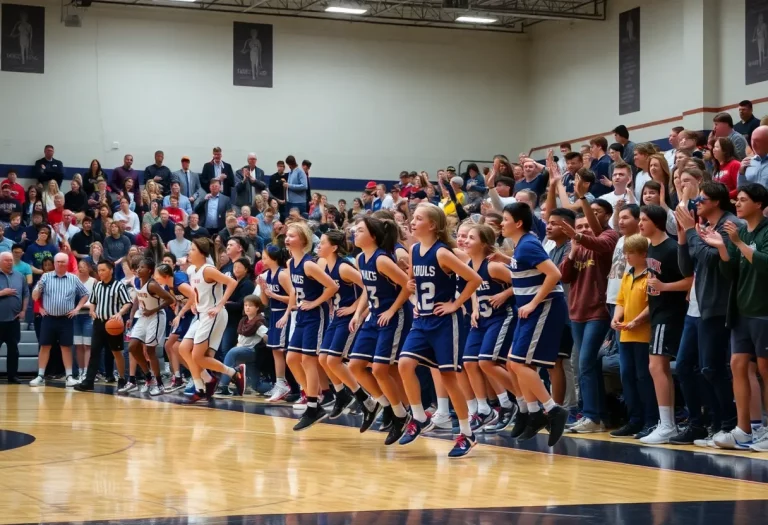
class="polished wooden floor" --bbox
[0,384,767,525]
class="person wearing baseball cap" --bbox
[172,156,204,204]
[398,171,414,199]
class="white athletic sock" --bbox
[333,383,344,392]
[543,398,557,412]
[392,403,407,418]
[376,396,391,407]
[516,396,528,413]
[65,368,73,377]
[277,377,287,385]
[459,418,472,436]
[201,370,212,382]
[436,397,450,414]
[497,391,513,408]
[193,378,204,390]
[175,371,181,378]
[467,398,478,415]
[226,367,236,377]
[659,406,674,428]
[411,403,427,422]
[527,401,540,413]
[38,368,45,377]
[477,397,491,414]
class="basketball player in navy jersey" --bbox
[502,202,569,446]
[155,263,195,393]
[398,204,483,458]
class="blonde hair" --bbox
[623,234,649,254]
[649,153,673,196]
[286,221,313,254]
[46,180,60,195]
[415,203,456,250]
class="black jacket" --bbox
[194,194,231,232]
[34,157,64,186]
[201,161,235,196]
[268,171,287,202]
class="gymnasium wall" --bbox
[0,1,530,196]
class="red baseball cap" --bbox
[365,181,377,190]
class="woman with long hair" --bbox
[179,238,244,402]
[121,178,137,212]
[65,178,89,222]
[283,222,339,430]
[104,222,131,268]
[648,153,675,207]
[88,178,113,218]
[155,262,196,393]
[145,232,165,267]
[24,185,41,223]
[253,194,267,216]
[711,137,740,198]
[221,256,256,365]
[74,259,96,384]
[43,180,64,212]
[83,159,105,195]
[142,200,161,229]
[85,241,104,269]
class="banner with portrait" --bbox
[233,21,273,88]
[618,7,640,115]
[746,0,768,85]
[1,3,45,74]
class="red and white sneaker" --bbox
[292,390,308,413]
[233,365,246,396]
[268,382,291,403]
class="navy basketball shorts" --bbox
[320,315,357,360]
[400,312,462,372]
[348,307,410,365]
[509,297,567,370]
[464,308,517,364]
[266,308,291,350]
[288,306,329,355]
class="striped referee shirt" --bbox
[91,278,132,321]
[36,272,90,317]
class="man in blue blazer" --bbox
[194,179,231,232]
[172,156,206,206]
[201,147,235,197]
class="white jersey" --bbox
[137,279,162,314]
[191,263,222,314]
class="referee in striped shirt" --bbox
[30,253,90,387]
[75,260,133,392]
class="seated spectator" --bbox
[165,195,187,226]
[244,222,263,262]
[5,213,24,244]
[82,159,105,195]
[712,112,748,160]
[143,180,162,208]
[218,294,267,395]
[439,176,465,217]
[487,173,516,210]
[43,180,64,213]
[184,213,210,241]
[0,183,23,227]
[218,214,239,245]
[84,241,104,269]
[24,224,58,277]
[221,256,256,351]
[142,200,161,229]
[238,205,253,228]
[146,233,166,266]
[151,209,176,245]
[46,194,68,228]
[92,203,112,239]
[167,223,191,259]
[162,181,192,216]
[24,186,41,224]
[63,178,89,223]
[54,210,81,242]
[0,224,13,253]
[252,194,268,217]
[104,222,131,266]
[2,169,25,205]
[88,178,113,217]
[23,211,45,247]
[113,197,140,237]
[58,241,79,273]
[70,216,102,260]
[11,243,33,285]
[463,163,485,192]
[118,178,138,212]
[135,222,151,249]
[711,138,740,198]
[737,126,768,188]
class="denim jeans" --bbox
[618,341,658,427]
[572,319,611,423]
[699,316,736,431]
[220,346,258,389]
[676,316,706,427]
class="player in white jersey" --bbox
[124,258,176,396]
[179,238,245,402]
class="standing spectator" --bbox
[589,137,613,197]
[220,229,245,274]
[172,156,205,205]
[256,209,276,243]
[152,209,177,245]
[674,182,739,445]
[632,143,656,202]
[302,160,313,212]
[234,153,266,214]
[111,154,141,205]
[29,253,89,387]
[268,160,288,217]
[559,198,619,433]
[184,213,210,241]
[607,143,624,178]
[601,161,634,228]
[142,201,161,229]
[103,222,131,266]
[738,126,768,187]
[2,170,25,205]
[0,224,13,253]
[612,125,636,168]
[195,180,230,233]
[143,150,173,195]
[735,100,761,144]
[92,204,112,238]
[711,138,741,198]
[558,143,572,174]
[35,145,64,186]
[712,112,748,160]
[515,158,548,199]
[284,155,308,216]
[201,146,235,197]
[82,159,105,195]
[70,216,102,260]
[638,205,692,444]
[664,127,684,169]
[0,184,22,227]
[167,223,192,259]
[0,251,29,383]
[64,179,89,222]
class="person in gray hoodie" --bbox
[674,180,739,444]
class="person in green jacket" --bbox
[700,182,768,452]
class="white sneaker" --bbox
[113,371,121,382]
[149,384,165,396]
[430,411,453,431]
[640,423,678,444]
[29,376,45,387]
[118,382,137,394]
[140,380,151,394]
[567,417,605,434]
[267,383,291,403]
[78,370,85,383]
[714,427,753,450]
[262,384,276,398]
[749,427,768,452]
[65,375,79,388]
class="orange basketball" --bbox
[105,318,125,336]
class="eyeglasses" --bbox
[693,196,710,204]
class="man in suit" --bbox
[201,147,235,200]
[195,179,230,232]
[234,153,266,214]
[35,144,64,186]
[172,156,205,206]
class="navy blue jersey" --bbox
[412,241,456,316]
[169,271,190,305]
[290,254,324,315]
[265,267,289,312]
[326,257,358,311]
[471,259,514,323]
[510,233,564,307]
[358,249,400,316]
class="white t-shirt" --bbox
[114,210,140,234]
[606,236,627,305]
[76,276,96,311]
[601,189,633,230]
[238,324,269,348]
[687,277,700,318]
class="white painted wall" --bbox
[0,1,529,190]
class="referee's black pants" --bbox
[85,319,124,383]
[0,320,20,379]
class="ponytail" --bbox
[360,216,398,254]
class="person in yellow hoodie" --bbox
[610,233,658,437]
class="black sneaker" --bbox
[360,402,382,433]
[610,423,644,438]
[508,411,530,439]
[330,388,355,419]
[74,381,94,392]
[384,413,411,446]
[470,409,499,432]
[485,405,517,434]
[517,410,548,441]
[293,407,329,432]
[320,390,336,409]
[634,424,656,439]
[379,405,394,432]
[546,406,569,446]
[669,424,708,445]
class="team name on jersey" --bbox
[509,258,519,270]
[413,265,436,277]
[292,275,304,285]
[478,281,491,291]
[269,283,281,293]
[138,291,149,300]
[360,270,377,281]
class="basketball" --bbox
[105,317,124,336]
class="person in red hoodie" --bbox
[711,137,741,198]
[557,195,619,434]
[2,170,25,205]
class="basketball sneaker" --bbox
[508,411,529,439]
[378,405,394,432]
[398,415,434,446]
[517,410,548,441]
[448,433,477,458]
[117,381,137,395]
[429,411,453,432]
[293,391,308,412]
[485,405,517,434]
[749,427,768,452]
[293,406,328,432]
[320,390,336,409]
[65,375,79,388]
[386,413,412,446]
[139,381,150,394]
[205,376,219,400]
[267,382,291,403]
[329,388,355,419]
[639,423,679,444]
[567,417,605,434]
[546,406,569,447]
[470,409,498,432]
[74,381,94,392]
[188,389,207,403]
[149,383,165,397]
[360,402,383,433]
[165,377,186,393]
[232,365,246,396]
[713,427,753,450]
